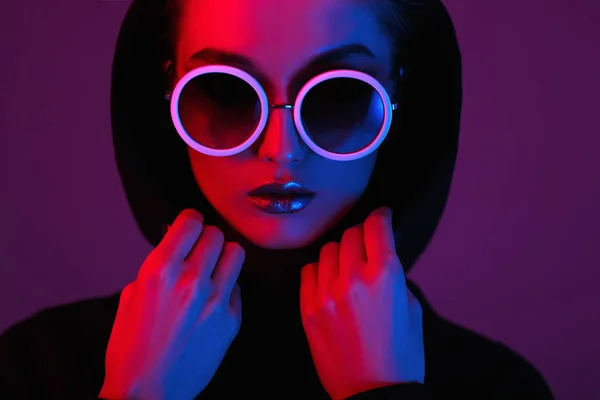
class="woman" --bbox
[0,0,554,399]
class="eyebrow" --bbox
[186,43,377,95]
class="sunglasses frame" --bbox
[165,64,398,161]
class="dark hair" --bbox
[154,0,430,82]
[111,0,461,270]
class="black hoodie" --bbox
[0,0,555,399]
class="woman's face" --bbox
[171,0,395,249]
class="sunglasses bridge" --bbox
[164,93,397,111]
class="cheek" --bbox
[318,153,378,196]
[187,150,244,198]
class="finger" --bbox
[316,242,340,295]
[119,282,135,307]
[407,288,423,329]
[407,287,420,309]
[185,225,225,282]
[300,262,318,302]
[339,224,367,280]
[229,283,242,318]
[212,242,245,301]
[363,207,397,269]
[117,281,146,331]
[115,282,136,320]
[156,209,204,263]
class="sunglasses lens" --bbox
[300,77,386,154]
[177,72,261,150]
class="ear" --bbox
[163,59,173,74]
[163,60,175,89]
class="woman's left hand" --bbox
[300,207,425,400]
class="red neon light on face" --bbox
[172,0,395,249]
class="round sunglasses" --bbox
[165,65,398,161]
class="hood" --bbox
[110,0,462,285]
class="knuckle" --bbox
[227,311,242,331]
[316,294,337,314]
[300,304,318,322]
[344,225,361,238]
[344,279,367,303]
[182,280,199,297]
[181,208,203,221]
[410,295,423,316]
[204,225,225,244]
[208,295,229,315]
[119,282,136,305]
[197,280,215,299]
[141,248,162,269]
[331,280,348,300]
[184,279,212,300]
[227,241,245,260]
[322,241,338,252]
[367,261,402,283]
[141,259,174,283]
[175,280,199,304]
[301,263,315,280]
[320,241,338,258]
[154,263,174,281]
[145,271,168,288]
[141,248,166,268]
[387,262,405,281]
[385,253,402,268]
[347,279,364,297]
[121,282,134,296]
[216,295,231,310]
[364,213,377,227]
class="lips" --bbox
[247,181,315,214]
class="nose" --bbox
[257,107,307,166]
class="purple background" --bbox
[1,0,598,398]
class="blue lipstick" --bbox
[247,181,315,214]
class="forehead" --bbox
[175,0,393,82]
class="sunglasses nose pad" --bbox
[257,105,306,164]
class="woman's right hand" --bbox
[99,209,244,400]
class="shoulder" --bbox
[425,312,553,398]
[0,292,122,398]
[1,291,121,345]
[409,281,554,398]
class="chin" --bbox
[217,200,333,250]
[245,231,318,250]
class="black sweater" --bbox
[0,0,555,398]
[0,281,554,399]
